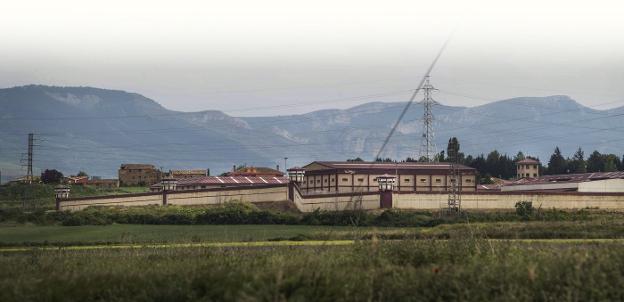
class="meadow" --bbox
[3,184,624,300]
[2,239,624,301]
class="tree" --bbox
[77,171,88,177]
[604,154,620,172]
[587,151,604,172]
[434,151,446,162]
[547,147,567,174]
[374,157,394,162]
[568,147,587,173]
[346,157,364,162]
[41,169,63,184]
[514,151,525,162]
[446,137,460,163]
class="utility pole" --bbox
[284,157,288,172]
[419,76,437,162]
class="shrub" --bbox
[515,201,534,219]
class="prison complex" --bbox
[298,161,477,194]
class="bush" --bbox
[515,201,534,219]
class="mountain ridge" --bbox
[1,85,622,181]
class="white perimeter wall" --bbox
[59,184,624,212]
[393,192,624,210]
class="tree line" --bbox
[349,137,623,182]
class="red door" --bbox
[380,191,393,209]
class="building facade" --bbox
[169,169,209,179]
[516,158,540,179]
[118,164,161,186]
[298,161,477,194]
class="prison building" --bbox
[298,161,477,194]
[150,175,289,192]
[118,164,161,187]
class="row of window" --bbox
[519,165,538,170]
[306,177,472,185]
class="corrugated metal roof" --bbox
[177,176,289,186]
[507,171,624,186]
[306,161,475,171]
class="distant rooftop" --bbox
[516,158,540,164]
[507,171,624,186]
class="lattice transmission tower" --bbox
[447,138,461,214]
[419,76,437,162]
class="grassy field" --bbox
[0,224,384,245]
[3,218,624,247]
[3,187,624,301]
[3,240,624,301]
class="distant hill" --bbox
[1,85,623,181]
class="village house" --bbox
[87,178,119,188]
[169,169,209,179]
[226,166,284,177]
[64,175,89,185]
[118,164,161,186]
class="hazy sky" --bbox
[1,0,623,116]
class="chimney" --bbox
[276,164,280,171]
[205,169,210,176]
[233,165,236,172]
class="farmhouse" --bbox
[169,169,209,179]
[297,161,477,194]
[118,164,161,186]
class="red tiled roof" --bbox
[227,166,284,177]
[516,158,540,164]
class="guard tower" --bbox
[516,158,540,179]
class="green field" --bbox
[2,239,624,301]
[3,189,624,301]
[3,219,624,247]
[0,224,385,245]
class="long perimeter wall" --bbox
[392,192,624,210]
[59,183,624,212]
[59,185,289,211]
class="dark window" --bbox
[357,178,364,182]
[316,180,320,183]
[331,178,334,182]
[404,179,410,182]
[466,179,472,183]
[342,178,348,182]
[435,179,441,183]
[324,179,328,183]
[420,178,427,182]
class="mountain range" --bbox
[1,85,623,181]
